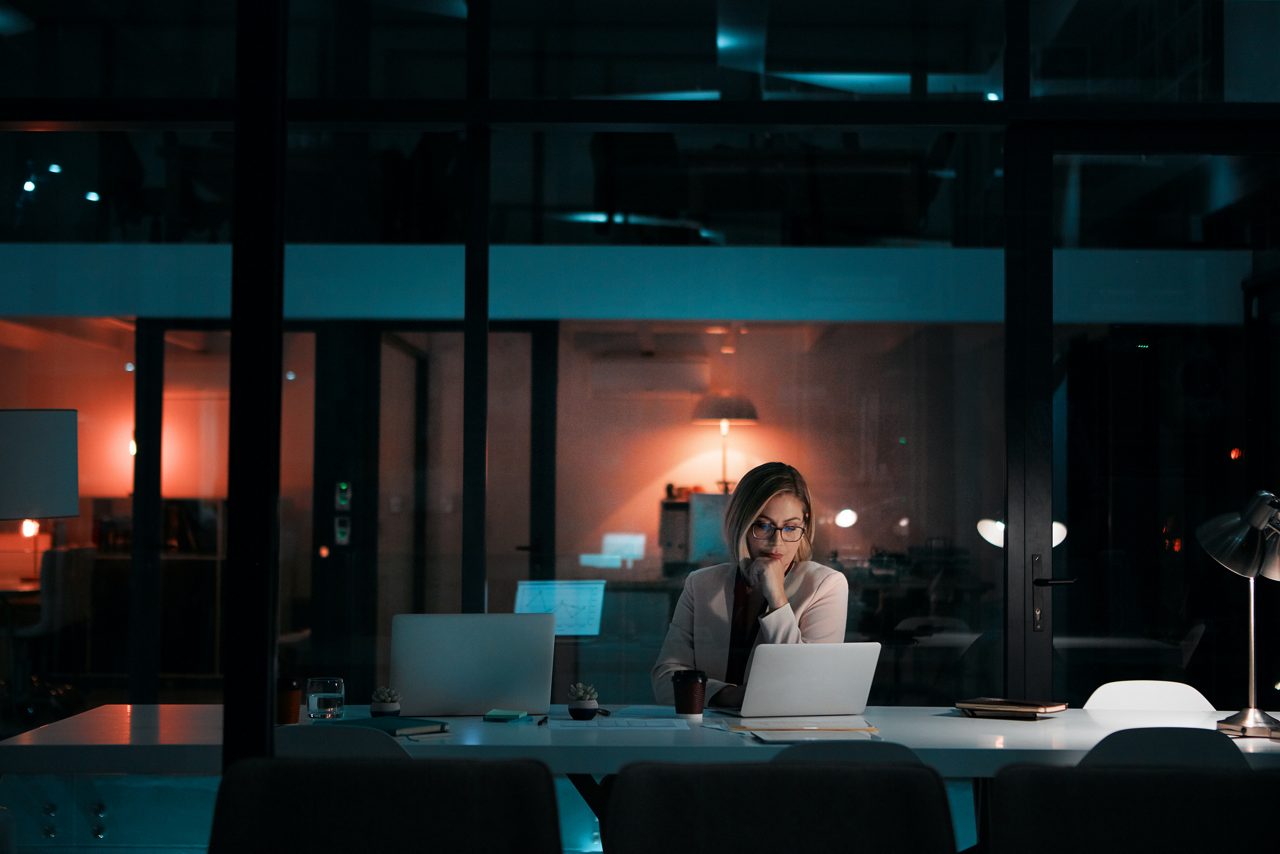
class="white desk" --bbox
[4,703,1280,777]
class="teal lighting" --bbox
[771,72,910,95]
[48,164,62,174]
[598,90,720,101]
[84,191,100,202]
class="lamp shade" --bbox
[692,393,758,425]
[1195,490,1278,579]
[0,409,80,520]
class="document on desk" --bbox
[549,718,689,730]
[721,716,878,735]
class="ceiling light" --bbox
[22,180,34,192]
[85,191,100,202]
[48,164,62,174]
[835,509,857,528]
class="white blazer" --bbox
[650,560,849,705]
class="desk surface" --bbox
[4,703,1280,777]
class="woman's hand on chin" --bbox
[742,556,789,611]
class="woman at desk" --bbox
[651,462,849,707]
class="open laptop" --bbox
[724,642,882,718]
[390,613,555,716]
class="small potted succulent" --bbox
[567,682,599,720]
[370,686,401,717]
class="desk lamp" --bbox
[692,393,757,493]
[1195,490,1280,737]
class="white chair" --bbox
[274,723,409,758]
[1082,680,1214,711]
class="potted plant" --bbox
[370,686,401,717]
[567,682,599,720]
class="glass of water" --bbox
[305,676,345,719]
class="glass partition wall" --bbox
[3,0,1279,762]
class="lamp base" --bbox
[1217,707,1280,738]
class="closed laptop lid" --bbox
[737,642,882,718]
[390,613,555,715]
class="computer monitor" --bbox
[514,579,606,636]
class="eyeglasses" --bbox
[750,520,806,543]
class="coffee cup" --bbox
[671,669,707,721]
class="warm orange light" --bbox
[20,519,39,538]
[1173,538,1183,553]
[719,418,729,437]
[720,344,736,354]
[704,325,728,335]
[1230,447,1243,460]
[129,437,137,456]
[318,545,330,558]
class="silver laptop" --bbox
[728,642,882,718]
[390,613,555,715]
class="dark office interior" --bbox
[3,1,1280,851]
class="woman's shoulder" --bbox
[684,562,736,587]
[793,560,846,585]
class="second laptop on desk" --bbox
[390,613,555,715]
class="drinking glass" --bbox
[305,676,345,719]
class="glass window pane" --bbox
[279,128,465,701]
[1,132,234,244]
[1050,152,1272,711]
[492,129,1004,247]
[160,331,229,684]
[1033,1,1280,103]
[0,319,135,729]
[544,320,1005,706]
[0,2,234,99]
[494,0,1004,102]
[288,0,465,99]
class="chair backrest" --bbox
[16,547,95,637]
[771,739,922,765]
[991,765,1278,854]
[274,724,410,759]
[1082,680,1214,711]
[209,758,561,854]
[605,762,955,854]
[1079,727,1249,770]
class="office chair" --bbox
[1082,680,1214,711]
[1079,727,1249,771]
[605,761,955,854]
[6,548,94,715]
[208,758,561,854]
[274,723,410,758]
[771,739,922,765]
[990,765,1278,854]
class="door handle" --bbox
[1032,577,1076,587]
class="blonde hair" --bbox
[722,462,814,563]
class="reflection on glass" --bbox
[493,0,1003,101]
[493,130,1004,247]
[512,320,1007,705]
[1033,0,1280,103]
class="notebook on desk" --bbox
[390,613,555,715]
[720,642,882,718]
